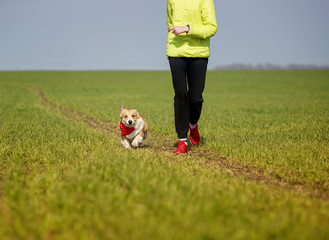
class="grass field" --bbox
[0,70,329,239]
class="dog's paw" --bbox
[124,144,132,149]
[121,139,132,149]
[132,135,143,148]
[132,140,142,148]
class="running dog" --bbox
[119,105,148,149]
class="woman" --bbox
[167,0,218,154]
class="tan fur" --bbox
[120,105,148,149]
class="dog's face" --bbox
[120,105,140,127]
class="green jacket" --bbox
[166,0,218,58]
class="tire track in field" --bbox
[27,85,329,200]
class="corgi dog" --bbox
[119,105,148,149]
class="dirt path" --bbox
[27,85,329,200]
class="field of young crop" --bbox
[0,70,329,239]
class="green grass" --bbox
[0,70,329,239]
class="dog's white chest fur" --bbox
[126,118,145,139]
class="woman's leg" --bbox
[168,57,189,139]
[186,58,208,124]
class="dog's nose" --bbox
[128,120,133,125]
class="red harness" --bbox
[120,121,135,136]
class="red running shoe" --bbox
[174,141,188,154]
[189,124,200,145]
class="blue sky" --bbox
[1,0,329,70]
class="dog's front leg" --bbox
[132,135,143,148]
[121,137,131,149]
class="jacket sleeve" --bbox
[167,0,173,31]
[188,0,218,39]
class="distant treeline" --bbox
[215,63,329,70]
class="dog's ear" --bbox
[136,111,141,119]
[120,105,124,119]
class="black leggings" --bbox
[168,57,208,139]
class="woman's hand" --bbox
[169,26,189,36]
